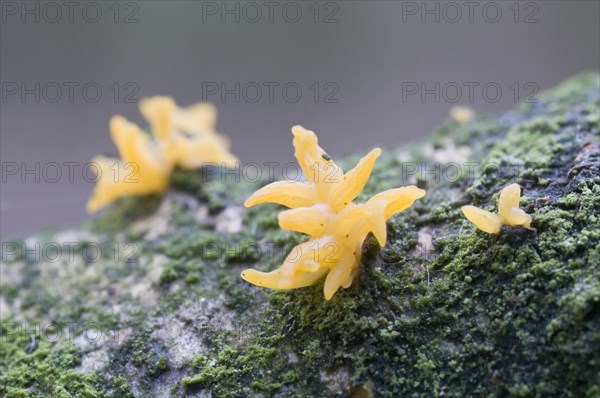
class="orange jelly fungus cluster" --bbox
[241,126,426,300]
[87,97,238,212]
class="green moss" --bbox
[0,319,106,397]
[109,376,134,398]
[182,343,290,397]
[87,196,162,234]
[2,73,599,397]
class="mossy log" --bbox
[1,73,599,398]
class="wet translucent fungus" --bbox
[461,183,532,234]
[241,125,425,300]
[87,97,238,212]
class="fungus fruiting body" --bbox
[87,97,238,212]
[449,105,475,124]
[86,116,172,213]
[139,96,238,168]
[461,183,532,234]
[242,126,425,300]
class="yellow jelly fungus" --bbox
[241,125,426,300]
[461,183,532,234]
[449,105,475,124]
[87,97,238,212]
[86,116,171,213]
[139,96,238,168]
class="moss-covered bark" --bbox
[1,73,599,397]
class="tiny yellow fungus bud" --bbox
[461,183,532,234]
[497,183,532,227]
[449,106,475,124]
[460,205,502,234]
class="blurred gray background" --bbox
[1,1,599,239]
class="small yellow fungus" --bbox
[87,97,238,212]
[461,183,532,234]
[449,105,475,124]
[86,116,171,213]
[139,96,238,168]
[241,125,426,300]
